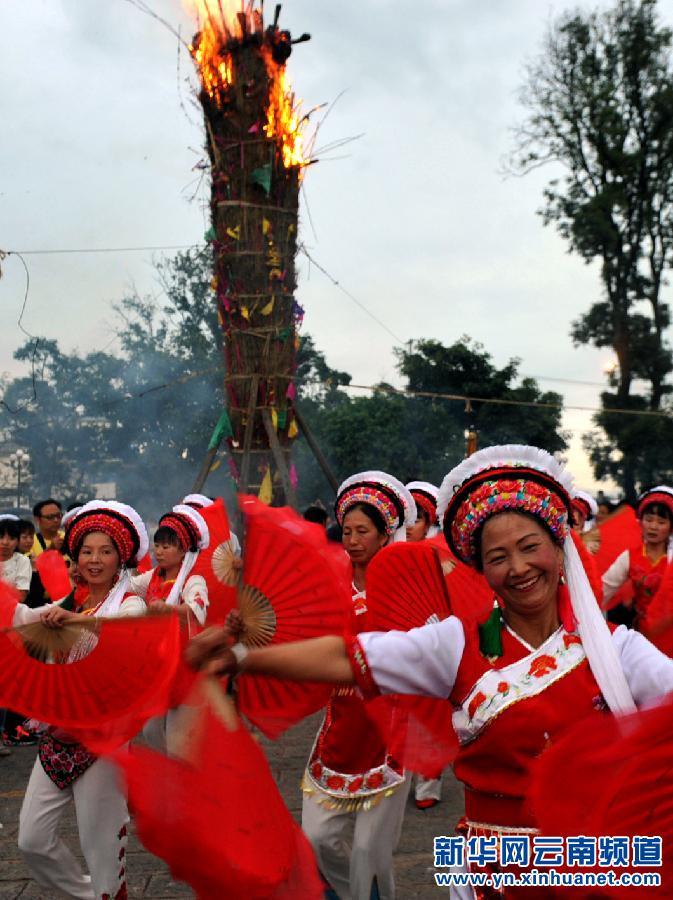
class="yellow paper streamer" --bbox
[262,218,271,235]
[288,419,298,439]
[209,459,222,473]
[271,408,278,431]
[241,306,250,320]
[226,226,241,241]
[261,296,275,315]
[258,466,273,505]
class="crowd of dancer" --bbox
[2,449,673,899]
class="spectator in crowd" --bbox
[31,499,64,555]
[17,520,36,557]
[0,516,31,600]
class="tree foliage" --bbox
[512,0,673,497]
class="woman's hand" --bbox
[147,600,173,616]
[40,605,78,629]
[185,626,238,676]
[224,608,245,641]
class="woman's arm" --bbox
[186,615,467,697]
[613,625,673,704]
[602,550,630,607]
[186,629,354,683]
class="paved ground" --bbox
[0,714,464,899]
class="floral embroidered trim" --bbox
[303,756,405,802]
[453,628,586,745]
[345,634,380,700]
[38,734,97,789]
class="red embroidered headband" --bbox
[158,513,199,552]
[443,469,571,566]
[572,497,593,521]
[410,489,437,523]
[637,489,673,520]
[336,484,403,535]
[66,511,139,565]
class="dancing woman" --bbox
[301,471,415,900]
[602,485,673,629]
[189,446,673,900]
[15,501,148,900]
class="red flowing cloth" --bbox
[529,694,673,896]
[116,684,324,900]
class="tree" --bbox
[293,337,567,507]
[511,0,673,497]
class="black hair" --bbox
[473,509,559,573]
[303,506,328,526]
[33,498,62,518]
[326,522,343,543]
[18,519,35,536]
[640,502,673,525]
[416,507,431,526]
[66,501,83,512]
[342,502,388,536]
[0,519,20,541]
[153,525,183,547]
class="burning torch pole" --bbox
[188,1,310,506]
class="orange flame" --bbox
[185,0,306,171]
[262,47,305,170]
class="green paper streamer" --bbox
[251,164,272,196]
[278,326,292,341]
[478,605,504,658]
[208,409,234,450]
[277,410,287,429]
[204,226,216,242]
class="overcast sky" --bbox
[3,0,672,493]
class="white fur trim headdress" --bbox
[156,504,210,607]
[406,481,440,537]
[336,471,416,543]
[438,445,635,715]
[182,493,214,510]
[64,500,149,617]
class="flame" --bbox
[262,48,306,170]
[185,0,306,171]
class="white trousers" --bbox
[302,774,412,900]
[414,773,443,802]
[18,755,129,900]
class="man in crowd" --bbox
[31,499,63,555]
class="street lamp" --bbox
[9,449,30,510]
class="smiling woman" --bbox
[12,500,148,900]
[188,445,673,900]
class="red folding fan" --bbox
[190,497,238,626]
[233,495,351,738]
[0,613,181,752]
[0,580,20,629]
[35,550,72,602]
[363,541,459,773]
[530,693,673,895]
[117,679,324,900]
[426,533,494,624]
